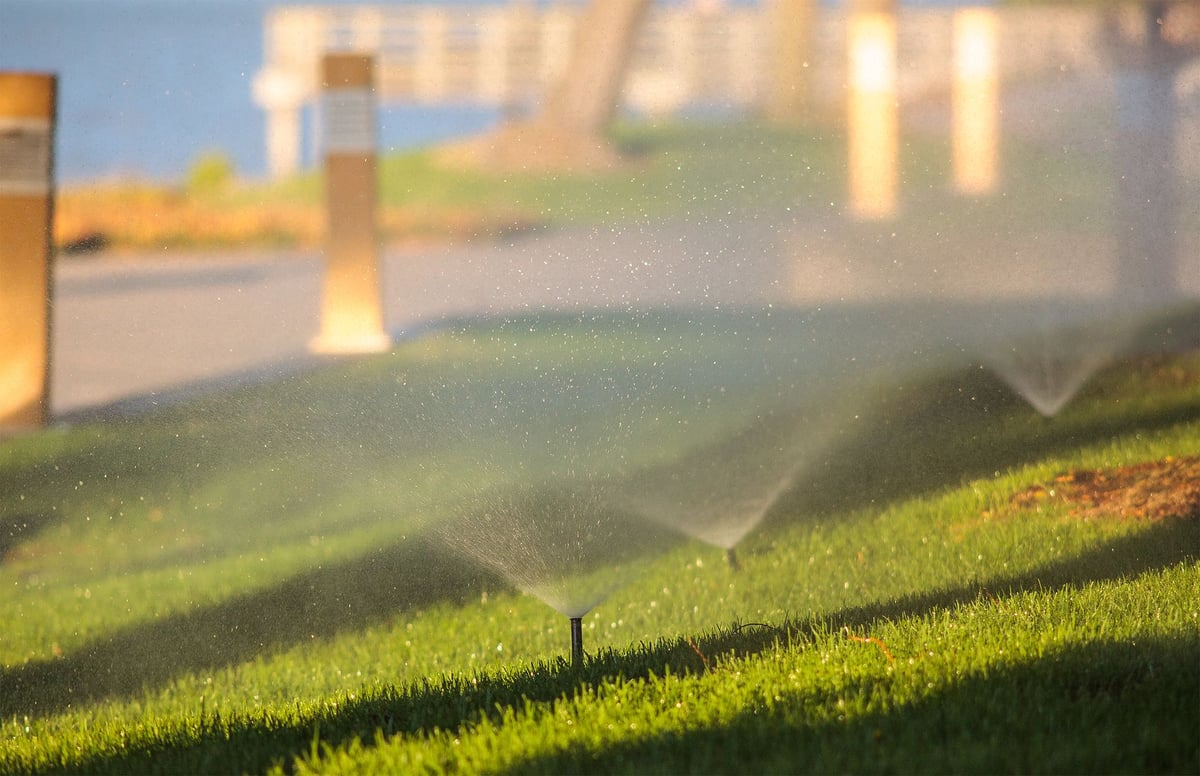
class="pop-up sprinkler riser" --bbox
[570,616,584,664]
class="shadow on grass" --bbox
[2,350,454,568]
[0,534,494,721]
[44,516,1198,776]
[765,353,1200,532]
[505,635,1199,775]
[0,426,220,564]
[0,511,60,561]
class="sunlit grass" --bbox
[1,314,1197,774]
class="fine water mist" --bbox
[301,0,1200,667]
[432,478,681,619]
[614,389,852,556]
[975,302,1141,417]
[415,315,694,636]
[8,8,1200,749]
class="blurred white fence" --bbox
[253,3,1108,178]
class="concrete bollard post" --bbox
[311,53,390,355]
[846,8,898,219]
[952,8,999,195]
[0,72,56,432]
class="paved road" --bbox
[50,217,1199,420]
[50,220,792,418]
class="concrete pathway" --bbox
[50,220,793,418]
[50,216,1199,420]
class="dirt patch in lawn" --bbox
[1011,456,1200,522]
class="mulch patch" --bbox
[1010,455,1200,522]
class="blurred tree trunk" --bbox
[540,0,652,138]
[446,0,652,171]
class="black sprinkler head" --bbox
[570,616,584,665]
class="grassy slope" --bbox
[1,309,1198,774]
[59,116,1200,263]
[56,122,839,251]
[52,121,951,252]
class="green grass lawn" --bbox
[1,309,1198,774]
[63,115,1200,255]
[264,118,1128,233]
[245,121,849,222]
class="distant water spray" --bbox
[599,304,916,567]
[979,304,1136,417]
[616,393,849,566]
[418,308,879,656]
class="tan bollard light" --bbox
[846,8,898,219]
[952,8,999,195]
[0,72,56,432]
[311,53,390,354]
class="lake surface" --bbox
[0,0,499,183]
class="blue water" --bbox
[0,0,499,183]
[2,0,982,184]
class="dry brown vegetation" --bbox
[55,185,319,252]
[1011,455,1200,522]
[53,184,537,255]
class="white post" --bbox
[952,7,999,195]
[415,8,447,101]
[253,68,306,178]
[478,7,511,104]
[846,8,898,219]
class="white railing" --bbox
[253,3,1104,178]
[253,3,767,177]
